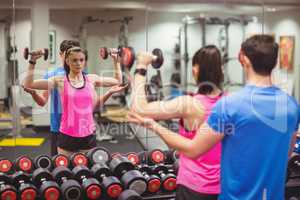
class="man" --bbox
[128,35,300,200]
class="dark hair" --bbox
[170,73,181,88]
[64,47,86,74]
[241,34,278,75]
[192,45,223,94]
[60,40,80,53]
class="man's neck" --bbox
[247,74,272,87]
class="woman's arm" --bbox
[128,112,224,158]
[91,54,123,87]
[23,50,55,90]
[131,52,204,120]
[22,86,48,106]
[95,84,127,108]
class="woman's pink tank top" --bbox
[59,74,96,137]
[176,93,223,194]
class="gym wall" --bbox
[1,7,300,126]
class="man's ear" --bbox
[238,50,244,65]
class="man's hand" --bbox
[22,85,36,95]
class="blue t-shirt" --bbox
[207,85,300,200]
[43,67,65,133]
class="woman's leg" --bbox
[175,185,218,200]
[57,147,74,157]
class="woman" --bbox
[129,45,224,200]
[24,46,125,156]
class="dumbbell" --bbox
[0,172,17,200]
[12,171,38,200]
[120,47,164,70]
[137,164,161,194]
[52,166,82,200]
[34,155,53,171]
[0,158,13,174]
[110,156,147,195]
[14,155,34,173]
[32,168,61,200]
[72,165,102,200]
[23,47,49,60]
[91,162,123,199]
[52,154,69,168]
[87,146,111,165]
[148,149,166,166]
[118,189,142,200]
[99,47,123,60]
[152,164,176,192]
[70,152,89,168]
[126,152,140,166]
[164,149,179,165]
[288,155,300,174]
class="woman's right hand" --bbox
[30,50,44,61]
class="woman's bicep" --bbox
[133,96,201,120]
[29,79,54,90]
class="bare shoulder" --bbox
[178,95,204,116]
[87,74,98,80]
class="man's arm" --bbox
[128,112,223,158]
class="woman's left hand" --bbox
[127,111,156,129]
[108,84,128,94]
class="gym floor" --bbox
[0,122,145,160]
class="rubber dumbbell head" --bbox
[138,165,161,194]
[117,189,142,200]
[0,158,13,174]
[126,152,140,166]
[120,47,135,70]
[73,165,102,200]
[148,149,166,165]
[153,165,176,192]
[12,171,37,200]
[70,152,88,168]
[165,149,179,165]
[32,168,61,200]
[151,48,164,69]
[99,47,109,59]
[14,156,34,173]
[34,155,53,171]
[52,154,69,168]
[52,166,82,200]
[87,147,111,165]
[288,155,300,174]
[91,163,123,199]
[0,172,17,200]
[110,156,147,195]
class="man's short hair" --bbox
[241,34,279,76]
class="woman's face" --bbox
[66,51,86,74]
[192,64,200,83]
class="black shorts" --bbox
[175,185,218,200]
[57,132,97,152]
